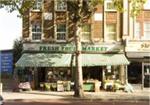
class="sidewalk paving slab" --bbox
[2,90,150,102]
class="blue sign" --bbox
[0,52,13,73]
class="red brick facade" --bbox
[22,0,123,43]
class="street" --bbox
[4,100,149,105]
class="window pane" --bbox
[107,2,115,10]
[32,23,42,41]
[57,33,66,40]
[56,0,67,11]
[32,33,41,40]
[81,24,91,41]
[33,0,42,10]
[106,24,116,41]
[105,0,116,11]
[57,24,66,32]
[82,25,90,32]
[144,22,150,40]
[134,22,140,39]
[56,24,66,41]
[144,0,150,9]
[107,25,116,32]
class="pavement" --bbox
[2,88,150,102]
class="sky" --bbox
[0,9,22,50]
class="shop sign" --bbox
[23,43,121,53]
[0,52,13,73]
[126,41,150,52]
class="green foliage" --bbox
[67,0,101,23]
[113,0,147,17]
[0,0,34,16]
[129,0,147,17]
[113,0,124,12]
[0,0,147,18]
[13,38,23,64]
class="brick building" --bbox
[16,0,149,91]
[125,0,150,88]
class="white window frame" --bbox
[56,24,67,42]
[32,0,43,11]
[81,24,91,42]
[104,0,116,12]
[55,0,67,11]
[134,21,141,40]
[31,23,42,42]
[105,24,117,42]
[143,22,150,40]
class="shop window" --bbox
[31,23,42,41]
[32,0,42,11]
[143,22,150,40]
[56,24,66,42]
[105,0,116,11]
[143,65,150,87]
[55,0,67,11]
[105,24,116,42]
[81,24,91,42]
[144,65,150,74]
[134,22,141,40]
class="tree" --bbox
[0,0,147,17]
[13,38,23,65]
[0,0,34,16]
[67,0,102,97]
[0,0,147,98]
[113,0,147,17]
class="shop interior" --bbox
[16,65,126,92]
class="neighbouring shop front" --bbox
[16,43,129,92]
[126,41,150,89]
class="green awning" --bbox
[16,53,72,67]
[16,53,129,67]
[73,54,130,67]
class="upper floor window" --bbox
[32,0,42,11]
[31,23,42,41]
[105,0,116,11]
[56,24,66,42]
[55,0,67,11]
[144,0,150,9]
[81,24,91,42]
[134,22,141,40]
[105,24,116,42]
[143,22,150,40]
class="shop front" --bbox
[16,43,129,92]
[126,41,150,89]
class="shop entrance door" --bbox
[142,63,150,88]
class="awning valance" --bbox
[73,54,130,67]
[16,53,72,67]
[16,53,129,67]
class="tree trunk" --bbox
[74,24,84,98]
[119,65,125,84]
